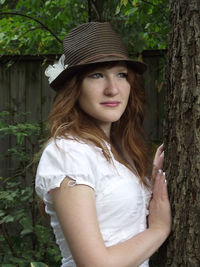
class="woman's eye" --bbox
[118,72,128,78]
[89,73,103,79]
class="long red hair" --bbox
[48,62,152,186]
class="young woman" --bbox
[36,22,171,267]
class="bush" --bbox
[0,111,61,266]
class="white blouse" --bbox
[35,138,152,267]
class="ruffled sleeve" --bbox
[35,138,97,201]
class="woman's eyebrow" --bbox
[117,68,128,71]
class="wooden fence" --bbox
[0,51,166,177]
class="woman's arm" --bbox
[50,169,171,267]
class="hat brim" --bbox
[50,57,147,91]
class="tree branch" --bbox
[0,12,62,43]
[0,224,17,257]
[17,26,43,40]
[91,0,100,21]
[88,0,92,22]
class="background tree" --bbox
[0,0,169,55]
[154,0,200,266]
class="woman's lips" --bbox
[100,101,120,107]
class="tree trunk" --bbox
[155,0,200,266]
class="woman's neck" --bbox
[98,122,111,138]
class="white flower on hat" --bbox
[45,54,68,84]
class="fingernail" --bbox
[164,179,167,183]
[158,169,162,174]
[163,172,166,176]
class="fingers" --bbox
[148,170,171,236]
[156,144,164,155]
[153,144,165,172]
[153,169,168,200]
[149,167,171,235]
[155,144,164,159]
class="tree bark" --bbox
[155,0,200,266]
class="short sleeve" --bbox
[35,138,97,201]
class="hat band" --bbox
[77,53,129,65]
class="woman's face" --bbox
[78,63,131,135]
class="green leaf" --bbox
[0,209,6,217]
[115,5,121,15]
[0,32,5,41]
[30,262,48,267]
[121,0,128,6]
[20,217,33,228]
[145,23,151,30]
[16,133,25,145]
[132,0,139,7]
[20,228,33,235]
[0,214,15,224]
[0,0,6,4]
[125,7,137,16]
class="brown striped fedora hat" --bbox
[45,22,147,91]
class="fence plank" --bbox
[0,64,10,177]
[41,64,55,122]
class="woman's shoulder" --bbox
[43,136,102,159]
[36,137,101,199]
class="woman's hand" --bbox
[152,144,164,183]
[148,169,171,239]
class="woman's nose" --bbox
[104,77,119,96]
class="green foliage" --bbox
[0,111,61,266]
[0,0,169,55]
[117,0,170,52]
[30,263,48,267]
[0,0,88,54]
